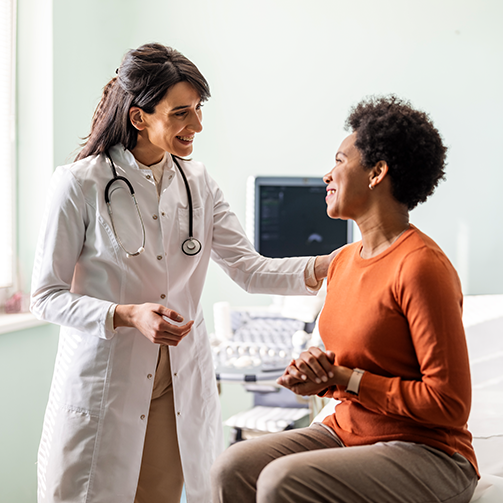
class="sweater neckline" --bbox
[354,224,416,265]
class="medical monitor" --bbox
[246,176,353,258]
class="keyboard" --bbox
[231,311,305,349]
[213,311,307,374]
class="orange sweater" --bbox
[319,225,478,474]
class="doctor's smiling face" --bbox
[130,81,203,165]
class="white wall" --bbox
[125,0,503,326]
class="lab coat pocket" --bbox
[41,407,99,502]
[56,328,112,415]
[193,320,219,405]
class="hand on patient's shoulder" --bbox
[314,245,347,281]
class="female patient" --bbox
[211,95,479,503]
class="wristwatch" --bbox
[345,368,365,396]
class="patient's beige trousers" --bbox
[134,345,184,503]
[211,423,478,503]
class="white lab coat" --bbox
[31,145,312,503]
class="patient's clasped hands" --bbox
[277,346,353,396]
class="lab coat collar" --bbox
[108,144,175,175]
[108,144,138,169]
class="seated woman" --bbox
[211,95,479,503]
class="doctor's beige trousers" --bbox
[134,345,184,503]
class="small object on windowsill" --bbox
[4,292,30,314]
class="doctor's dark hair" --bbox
[345,95,447,210]
[76,43,210,161]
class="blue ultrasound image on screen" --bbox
[257,184,350,258]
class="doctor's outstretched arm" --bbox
[207,170,344,295]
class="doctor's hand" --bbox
[313,245,346,281]
[277,347,352,396]
[114,303,194,346]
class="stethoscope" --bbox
[104,151,202,258]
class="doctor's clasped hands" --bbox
[114,302,194,346]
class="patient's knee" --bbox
[212,443,238,484]
[211,441,251,489]
[256,457,295,503]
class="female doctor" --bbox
[31,43,335,503]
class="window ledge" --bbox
[0,312,48,335]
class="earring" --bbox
[369,183,374,190]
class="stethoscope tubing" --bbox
[104,151,201,257]
[105,152,146,257]
[172,156,202,256]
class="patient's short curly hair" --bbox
[345,95,447,210]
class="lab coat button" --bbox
[174,372,177,377]
[146,175,152,180]
[147,374,153,379]
[140,414,146,420]
[160,294,166,299]
[157,255,163,260]
[161,212,165,216]
[153,214,158,220]
[177,411,181,416]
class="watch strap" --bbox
[345,368,364,396]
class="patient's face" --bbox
[323,133,371,221]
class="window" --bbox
[0,0,16,295]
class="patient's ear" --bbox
[369,161,389,188]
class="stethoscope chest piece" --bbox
[182,237,202,256]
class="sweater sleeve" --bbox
[355,248,472,428]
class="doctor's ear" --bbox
[129,107,147,131]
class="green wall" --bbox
[52,0,138,167]
[0,323,59,502]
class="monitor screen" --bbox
[247,176,352,258]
